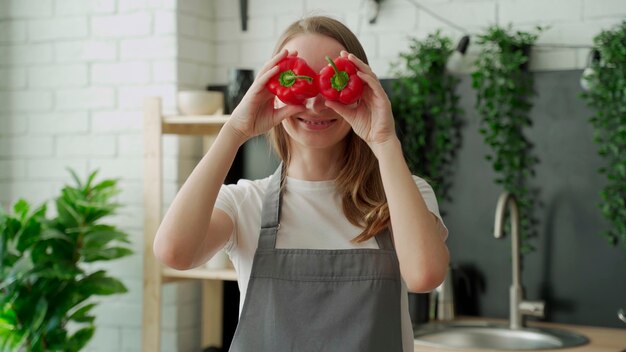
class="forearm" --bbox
[153,123,246,268]
[373,137,449,292]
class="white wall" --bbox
[0,0,209,351]
[211,0,626,83]
[1,0,625,351]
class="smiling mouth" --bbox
[296,117,338,126]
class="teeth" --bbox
[301,119,333,126]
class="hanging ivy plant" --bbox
[391,31,463,215]
[471,25,543,254]
[581,20,626,250]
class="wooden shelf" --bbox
[142,97,232,351]
[162,114,230,135]
[162,267,237,282]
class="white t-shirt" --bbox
[215,174,448,352]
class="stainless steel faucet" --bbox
[494,192,545,329]
[429,265,455,322]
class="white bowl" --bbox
[177,90,224,115]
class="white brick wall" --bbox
[585,0,626,19]
[92,13,153,38]
[0,114,26,136]
[91,62,151,85]
[120,36,177,60]
[28,17,89,41]
[2,0,626,351]
[55,40,117,62]
[177,0,215,89]
[0,19,26,42]
[56,87,116,110]
[54,0,116,16]
[28,64,88,88]
[0,67,26,88]
[0,0,208,350]
[0,0,54,19]
[0,42,53,64]
[209,0,626,82]
[29,112,90,134]
[499,0,583,24]
[0,91,53,111]
[418,1,496,30]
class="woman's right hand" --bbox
[226,49,307,143]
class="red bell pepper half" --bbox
[266,57,319,105]
[317,56,363,105]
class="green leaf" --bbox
[0,254,34,291]
[55,198,82,229]
[31,298,48,332]
[91,179,117,193]
[391,31,463,215]
[81,247,133,263]
[30,236,74,269]
[16,215,44,253]
[1,169,133,351]
[68,303,97,323]
[66,326,95,352]
[0,305,18,331]
[0,328,27,352]
[84,170,98,190]
[78,271,128,296]
[12,199,30,221]
[582,21,626,250]
[83,227,131,250]
[67,168,83,190]
[35,263,81,281]
[471,24,543,260]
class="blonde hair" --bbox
[268,16,389,243]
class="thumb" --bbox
[325,100,357,123]
[273,104,306,125]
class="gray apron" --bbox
[229,165,403,352]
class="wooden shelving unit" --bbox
[142,97,236,352]
[162,267,238,283]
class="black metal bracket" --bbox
[240,0,248,31]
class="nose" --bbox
[305,94,327,113]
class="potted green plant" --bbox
[471,25,543,255]
[581,20,626,251]
[391,31,463,214]
[0,170,133,351]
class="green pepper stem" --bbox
[325,56,349,91]
[279,70,313,87]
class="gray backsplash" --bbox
[237,70,626,328]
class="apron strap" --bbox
[258,163,283,250]
[374,228,395,251]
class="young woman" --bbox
[153,16,449,352]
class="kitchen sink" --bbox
[414,321,589,350]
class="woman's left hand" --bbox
[324,51,398,151]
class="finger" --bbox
[325,100,356,123]
[248,65,280,95]
[347,53,376,77]
[274,104,307,124]
[357,71,387,100]
[256,49,288,79]
[340,50,349,58]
